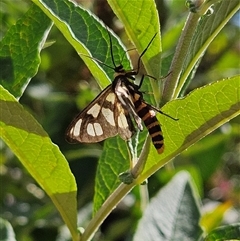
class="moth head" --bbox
[114,64,125,73]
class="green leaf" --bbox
[141,76,240,180]
[204,223,240,241]
[33,0,131,89]
[0,217,16,241]
[133,171,203,241]
[178,0,240,95]
[0,4,52,98]
[107,0,161,78]
[0,86,78,241]
[93,137,130,213]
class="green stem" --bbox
[162,12,200,104]
[81,137,151,241]
[80,183,134,241]
[130,136,151,178]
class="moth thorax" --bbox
[116,85,130,98]
[114,71,126,78]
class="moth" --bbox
[66,31,175,154]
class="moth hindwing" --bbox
[66,83,136,143]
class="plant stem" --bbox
[81,137,152,241]
[80,183,134,241]
[162,12,200,104]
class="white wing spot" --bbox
[94,123,103,136]
[73,119,82,136]
[118,112,128,128]
[106,93,115,104]
[102,108,115,126]
[87,123,95,136]
[87,104,101,118]
[87,123,103,136]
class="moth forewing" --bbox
[114,101,135,140]
[114,76,143,131]
[66,86,114,143]
[65,84,135,143]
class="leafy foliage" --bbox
[134,172,202,241]
[0,0,239,241]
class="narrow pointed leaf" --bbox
[108,0,161,78]
[0,86,78,240]
[32,0,131,89]
[142,76,240,180]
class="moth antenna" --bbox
[104,24,131,73]
[136,33,158,75]
[105,25,117,68]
